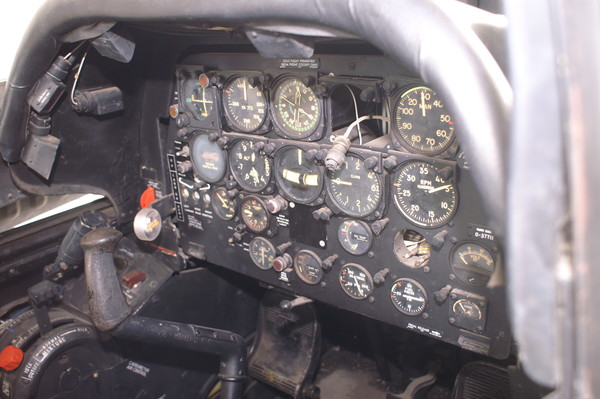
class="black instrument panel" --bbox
[168,54,510,359]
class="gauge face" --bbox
[326,154,382,217]
[338,219,373,256]
[392,86,455,155]
[240,196,269,233]
[223,76,267,132]
[393,230,431,268]
[190,133,227,183]
[450,242,495,287]
[249,237,276,270]
[211,187,236,220]
[390,278,427,316]
[339,263,373,300]
[229,140,272,192]
[452,299,482,320]
[275,147,323,204]
[182,79,215,120]
[392,161,457,228]
[294,250,324,285]
[272,78,321,138]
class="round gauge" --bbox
[223,76,267,132]
[450,242,495,287]
[326,154,382,217]
[229,140,272,192]
[392,86,455,155]
[294,250,324,285]
[392,161,457,228]
[249,237,276,270]
[338,219,373,256]
[211,187,237,220]
[240,196,269,233]
[275,146,323,204]
[390,278,428,316]
[190,133,227,183]
[393,230,431,268]
[339,263,374,300]
[452,299,483,320]
[182,78,215,120]
[272,77,321,138]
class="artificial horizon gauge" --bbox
[249,237,276,270]
[392,161,457,228]
[182,77,216,120]
[272,77,322,139]
[390,278,427,316]
[240,195,270,233]
[326,154,382,217]
[211,187,237,220]
[450,242,496,287]
[275,146,324,204]
[338,219,373,256]
[392,86,455,155]
[229,139,272,192]
[393,229,431,268]
[189,133,227,183]
[339,263,374,300]
[223,76,267,132]
[294,250,324,285]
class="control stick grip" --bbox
[80,227,130,331]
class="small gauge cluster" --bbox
[167,54,510,360]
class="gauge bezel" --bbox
[189,132,227,183]
[239,195,270,234]
[274,146,325,204]
[389,278,428,316]
[337,219,373,256]
[249,237,276,270]
[391,160,458,228]
[338,263,374,300]
[294,250,324,285]
[390,85,456,156]
[325,153,384,218]
[270,75,324,140]
[222,75,269,133]
[228,139,272,193]
[211,187,237,220]
[449,241,496,287]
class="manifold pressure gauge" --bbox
[133,208,162,241]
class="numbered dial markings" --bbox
[339,264,374,300]
[294,250,324,285]
[211,187,237,220]
[390,278,428,316]
[229,140,271,192]
[273,78,321,138]
[249,237,276,270]
[393,86,455,155]
[190,134,227,183]
[183,80,215,120]
[450,242,496,287]
[327,155,382,217]
[223,76,267,132]
[275,147,323,203]
[392,161,457,228]
[338,219,373,256]
[240,196,269,233]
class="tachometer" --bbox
[392,86,455,155]
[240,196,270,233]
[392,161,457,228]
[189,133,227,183]
[326,154,382,217]
[229,139,271,192]
[223,76,267,132]
[339,263,373,300]
[274,146,323,204]
[272,77,321,139]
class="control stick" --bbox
[81,227,247,399]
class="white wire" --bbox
[70,51,88,105]
[342,114,390,140]
[344,84,362,144]
[64,41,86,60]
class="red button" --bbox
[122,270,147,289]
[140,187,156,209]
[0,345,24,371]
